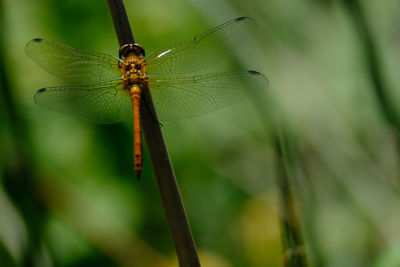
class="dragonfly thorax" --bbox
[121,55,147,87]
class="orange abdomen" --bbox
[130,85,142,179]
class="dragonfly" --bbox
[26,17,268,179]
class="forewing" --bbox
[148,71,268,121]
[34,81,132,123]
[26,38,122,84]
[146,17,256,75]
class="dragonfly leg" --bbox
[142,92,163,127]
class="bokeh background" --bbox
[1,0,400,266]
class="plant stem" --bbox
[274,129,308,267]
[342,0,400,138]
[106,1,200,266]
[107,0,135,45]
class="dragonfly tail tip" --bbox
[135,170,142,180]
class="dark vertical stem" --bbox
[106,1,200,266]
[107,0,135,44]
[342,0,400,137]
[274,130,307,267]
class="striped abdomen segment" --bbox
[130,85,142,179]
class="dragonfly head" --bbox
[119,43,145,59]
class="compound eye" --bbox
[134,44,145,57]
[120,43,145,58]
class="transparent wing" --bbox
[26,38,122,84]
[146,17,256,75]
[148,71,268,121]
[34,81,132,123]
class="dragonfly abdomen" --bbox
[130,85,143,179]
[121,51,147,179]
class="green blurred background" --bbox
[1,0,400,266]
